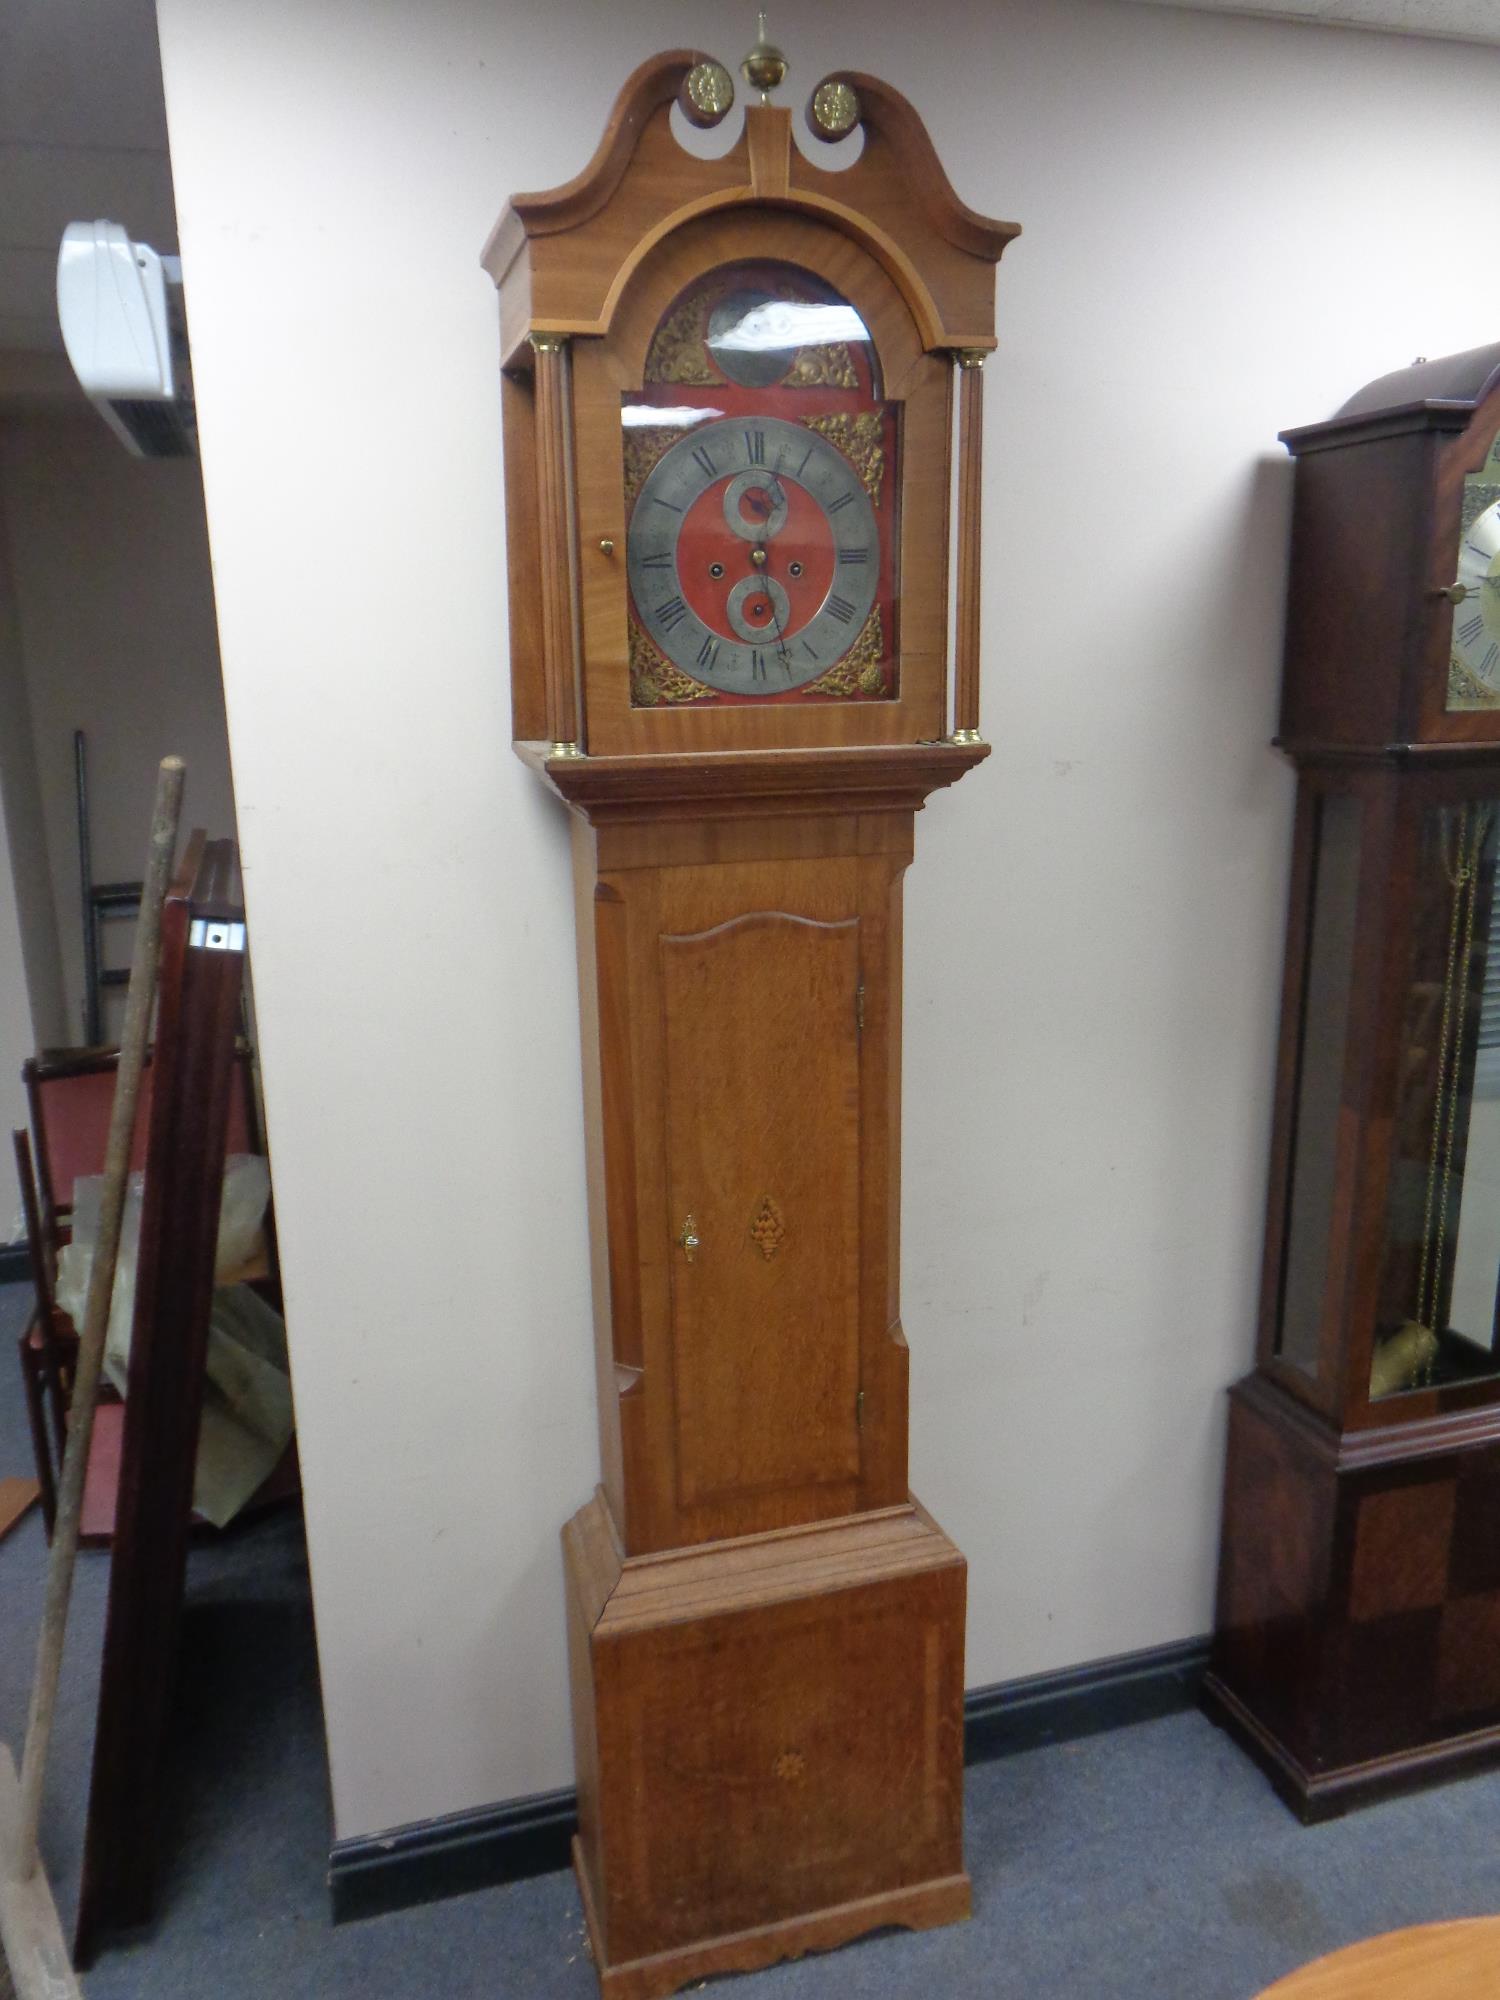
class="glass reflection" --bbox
[1277,794,1362,1377]
[1374,799,1500,1398]
[704,290,871,389]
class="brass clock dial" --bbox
[626,414,879,695]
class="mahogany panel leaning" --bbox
[485,36,1017,1997]
[73,836,270,1964]
[1205,342,1500,1820]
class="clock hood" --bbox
[1335,340,1500,422]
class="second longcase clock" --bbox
[1207,341,1500,1821]
[485,37,1016,1996]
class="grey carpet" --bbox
[3,1274,1498,1998]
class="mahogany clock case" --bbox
[1278,343,1500,754]
[1210,761,1500,1818]
[1206,343,1500,1821]
[485,50,1016,1997]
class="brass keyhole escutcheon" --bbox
[678,1215,700,1263]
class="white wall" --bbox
[153,0,1500,1840]
[0,598,41,1197]
[0,473,64,1223]
[0,411,237,1047]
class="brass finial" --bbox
[741,10,787,103]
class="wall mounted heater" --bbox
[57,221,196,459]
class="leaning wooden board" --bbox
[73,836,261,1967]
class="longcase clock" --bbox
[483,36,1016,1994]
[1206,342,1500,1820]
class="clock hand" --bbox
[762,566,794,677]
[737,539,788,650]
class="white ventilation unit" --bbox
[56,221,196,459]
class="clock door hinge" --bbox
[855,980,865,1036]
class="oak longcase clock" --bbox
[1206,342,1500,1822]
[484,33,1015,1996]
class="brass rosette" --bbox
[807,78,861,140]
[679,59,734,129]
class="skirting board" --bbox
[327,1634,1210,1926]
[0,1243,31,1287]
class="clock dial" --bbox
[627,415,879,694]
[623,259,899,708]
[1451,497,1500,697]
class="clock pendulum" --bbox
[483,30,1017,1994]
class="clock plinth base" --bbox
[573,1838,971,2000]
[1201,1667,1500,1825]
[1207,1374,1500,1820]
[563,1490,970,1998]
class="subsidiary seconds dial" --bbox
[626,414,879,695]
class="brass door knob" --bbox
[678,1215,700,1263]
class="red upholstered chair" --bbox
[12,1125,74,1535]
[24,1043,257,1248]
[14,1039,262,1542]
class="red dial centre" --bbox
[679,474,838,642]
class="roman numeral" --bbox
[656,595,689,631]
[695,635,719,670]
[838,547,870,565]
[1486,642,1500,675]
[751,649,767,681]
[691,443,716,478]
[827,593,858,625]
[796,447,814,479]
[801,639,819,661]
[826,491,855,514]
[1459,614,1485,645]
[744,429,766,465]
[649,495,682,512]
[638,552,673,569]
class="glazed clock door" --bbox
[565,207,957,758]
[623,260,898,713]
[660,901,865,1546]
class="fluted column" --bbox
[950,350,986,743]
[531,333,584,755]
